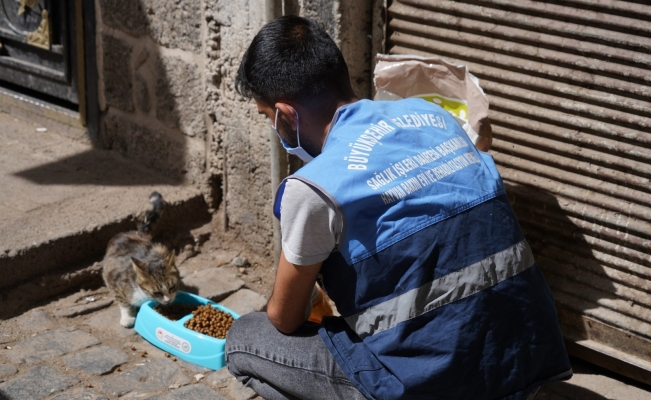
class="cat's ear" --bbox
[131,257,148,274]
[164,252,176,269]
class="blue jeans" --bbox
[225,312,367,400]
[226,312,542,400]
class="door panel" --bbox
[0,0,78,104]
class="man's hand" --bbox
[267,250,322,334]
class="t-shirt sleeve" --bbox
[279,178,341,266]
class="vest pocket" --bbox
[321,317,405,400]
[321,316,384,372]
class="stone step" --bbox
[0,111,211,318]
[0,186,211,319]
[0,186,209,290]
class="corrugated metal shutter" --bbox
[385,0,651,384]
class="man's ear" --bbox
[275,102,299,130]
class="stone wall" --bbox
[204,0,273,253]
[96,0,206,187]
[301,0,373,99]
[94,0,373,258]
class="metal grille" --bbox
[386,0,651,383]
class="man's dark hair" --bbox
[235,15,351,107]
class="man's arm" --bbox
[267,250,322,334]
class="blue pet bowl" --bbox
[134,291,240,370]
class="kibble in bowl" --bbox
[184,304,235,339]
[135,291,240,370]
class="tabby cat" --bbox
[102,192,181,328]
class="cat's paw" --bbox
[120,316,136,328]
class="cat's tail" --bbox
[138,191,166,233]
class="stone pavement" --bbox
[0,228,269,400]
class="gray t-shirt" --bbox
[280,179,342,265]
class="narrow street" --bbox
[0,110,271,399]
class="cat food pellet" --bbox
[172,357,177,361]
[184,304,235,339]
[140,351,147,357]
[164,352,170,357]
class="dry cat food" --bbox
[184,304,235,339]
[153,303,198,321]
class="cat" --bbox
[102,191,181,328]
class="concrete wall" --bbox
[94,0,373,258]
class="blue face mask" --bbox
[272,108,314,163]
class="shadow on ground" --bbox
[538,381,608,400]
[538,356,651,400]
[13,149,183,186]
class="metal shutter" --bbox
[385,0,651,384]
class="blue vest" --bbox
[274,99,571,400]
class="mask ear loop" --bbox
[272,108,280,131]
[286,106,301,148]
[292,107,302,148]
[273,106,302,149]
